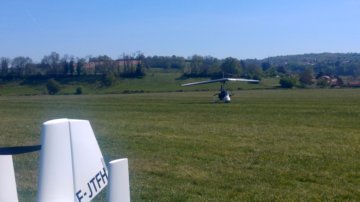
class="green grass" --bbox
[0,89,359,201]
[0,69,279,96]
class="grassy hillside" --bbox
[0,89,359,201]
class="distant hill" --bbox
[264,53,360,66]
[258,53,360,77]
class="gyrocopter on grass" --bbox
[181,78,259,103]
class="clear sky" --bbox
[1,0,360,61]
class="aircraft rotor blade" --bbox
[226,78,259,83]
[181,78,227,86]
[181,78,259,86]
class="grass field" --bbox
[0,69,279,96]
[0,89,359,201]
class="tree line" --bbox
[142,55,263,80]
[0,52,146,80]
[1,52,360,84]
[0,53,264,81]
[266,53,360,78]
[143,53,360,80]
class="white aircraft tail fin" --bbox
[0,118,129,201]
[37,119,108,202]
[0,155,19,202]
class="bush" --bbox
[252,74,262,81]
[75,87,83,95]
[102,73,116,87]
[46,78,61,94]
[279,76,297,88]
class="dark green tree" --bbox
[279,76,297,88]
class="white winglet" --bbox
[37,119,108,202]
[0,155,19,202]
[107,158,130,202]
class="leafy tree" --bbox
[201,56,220,77]
[190,55,204,75]
[299,67,314,86]
[46,78,61,94]
[170,55,186,69]
[221,57,241,75]
[182,55,222,77]
[244,63,263,80]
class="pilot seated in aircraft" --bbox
[218,89,227,100]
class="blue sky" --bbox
[1,0,360,61]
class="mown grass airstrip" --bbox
[0,89,359,201]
